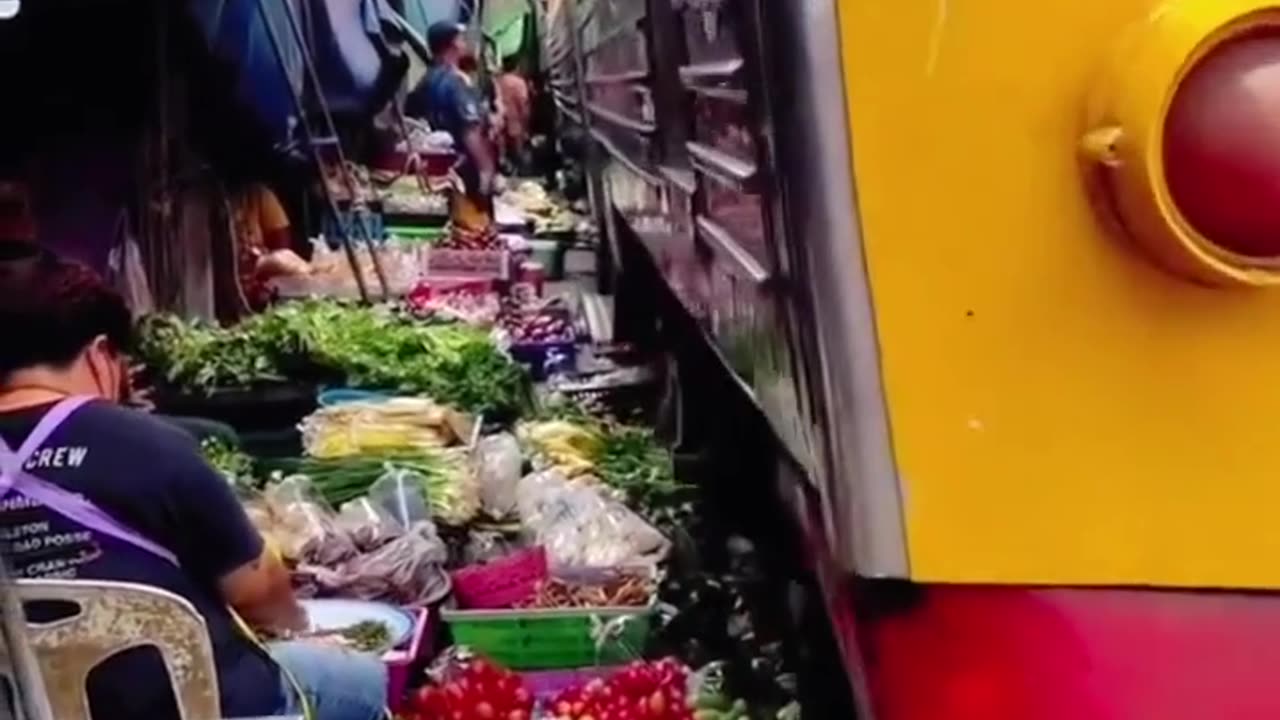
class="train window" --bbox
[689,92,769,270]
[584,26,650,78]
[691,93,754,165]
[665,185,710,324]
[593,123,659,173]
[593,0,646,39]
[704,181,767,273]
[588,83,656,128]
[699,213,773,381]
[673,0,740,68]
[606,163,669,247]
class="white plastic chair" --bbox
[12,579,222,720]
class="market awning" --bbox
[188,0,305,141]
[305,0,406,117]
[191,0,407,140]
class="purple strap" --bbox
[0,396,92,479]
[0,396,179,566]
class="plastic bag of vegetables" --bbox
[301,398,469,458]
[294,521,452,605]
[335,498,402,551]
[264,447,479,525]
[475,432,523,519]
[515,470,670,570]
[261,477,356,565]
[368,468,434,528]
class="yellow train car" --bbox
[551,0,1280,716]
[820,0,1280,715]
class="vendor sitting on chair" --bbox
[405,21,499,233]
[0,241,387,720]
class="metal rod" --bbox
[274,0,391,299]
[255,0,370,302]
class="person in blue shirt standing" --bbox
[405,22,498,233]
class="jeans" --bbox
[269,641,388,720]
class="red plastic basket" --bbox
[451,547,549,610]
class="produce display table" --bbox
[132,175,794,720]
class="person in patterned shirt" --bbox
[230,183,308,314]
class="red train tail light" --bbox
[1164,33,1280,260]
[1082,1,1280,286]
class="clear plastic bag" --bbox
[336,497,402,551]
[368,467,434,528]
[263,476,356,565]
[515,470,669,569]
[295,521,452,605]
[475,433,523,519]
[460,529,522,566]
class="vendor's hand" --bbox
[255,249,312,279]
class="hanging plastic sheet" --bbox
[188,0,306,142]
[187,0,407,140]
[307,0,407,117]
[483,0,530,60]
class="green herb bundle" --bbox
[137,300,527,416]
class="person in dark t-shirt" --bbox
[405,22,498,231]
[0,242,387,720]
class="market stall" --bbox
[133,215,796,717]
[108,0,797,710]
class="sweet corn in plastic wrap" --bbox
[302,398,469,459]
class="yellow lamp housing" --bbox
[1084,0,1280,287]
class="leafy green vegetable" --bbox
[136,315,284,392]
[338,620,392,653]
[137,300,528,416]
[597,425,685,507]
[532,395,690,517]
[199,437,255,485]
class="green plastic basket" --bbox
[441,604,653,670]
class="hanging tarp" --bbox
[189,0,407,141]
[307,0,406,117]
[188,0,306,142]
[482,0,530,61]
[492,13,526,59]
[483,0,527,33]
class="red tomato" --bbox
[513,688,531,707]
[507,711,528,720]
[648,691,666,716]
[666,687,685,706]
[414,687,437,712]
[475,701,496,719]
